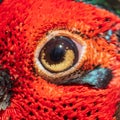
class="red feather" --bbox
[0,0,120,119]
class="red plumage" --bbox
[0,0,120,119]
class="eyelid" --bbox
[34,30,87,82]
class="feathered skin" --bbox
[0,0,120,120]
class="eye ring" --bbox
[34,30,87,83]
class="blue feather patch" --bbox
[80,67,112,88]
[64,67,112,89]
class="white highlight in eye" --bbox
[34,30,87,83]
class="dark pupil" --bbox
[39,36,78,66]
[50,45,65,62]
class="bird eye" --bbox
[39,36,78,73]
[34,30,87,84]
[34,30,113,88]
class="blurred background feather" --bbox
[76,0,120,16]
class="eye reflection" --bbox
[50,44,64,62]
